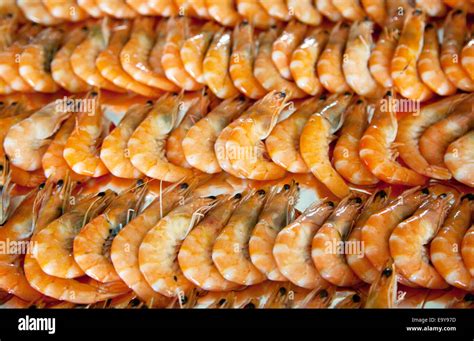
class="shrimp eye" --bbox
[238,95,246,102]
[257,189,266,196]
[319,290,329,298]
[439,193,447,199]
[11,102,17,106]
[0,101,3,106]
[136,179,144,187]
[454,9,463,15]
[207,195,217,200]
[461,193,474,201]
[352,294,361,303]
[283,184,290,190]
[57,179,64,187]
[344,91,351,96]
[356,99,363,104]
[277,91,286,98]
[146,100,153,105]
[130,298,141,307]
[341,23,350,28]
[234,193,242,199]
[97,191,106,197]
[319,94,327,100]
[385,90,392,97]
[6,13,13,18]
[426,23,434,30]
[279,287,287,296]
[81,26,88,32]
[464,293,474,302]
[217,299,226,306]
[180,183,189,189]
[413,9,422,16]
[382,268,393,277]
[91,91,98,97]
[180,295,188,305]
[376,190,387,199]
[328,201,335,207]
[38,183,46,189]
[421,188,430,195]
[241,20,249,26]
[0,165,3,172]
[354,197,363,204]
[243,302,256,309]
[271,24,278,29]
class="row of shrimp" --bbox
[1,5,473,100]
[7,0,474,26]
[0,168,473,309]
[0,88,473,204]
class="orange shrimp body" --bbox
[212,190,267,285]
[97,0,137,18]
[317,22,350,94]
[258,0,290,21]
[206,0,241,27]
[396,94,468,180]
[389,194,453,289]
[361,0,387,26]
[236,0,276,30]
[229,21,266,99]
[361,187,431,271]
[417,23,457,96]
[300,92,353,198]
[312,195,365,287]
[289,27,329,96]
[63,92,110,178]
[78,0,106,18]
[359,93,427,186]
[286,0,322,26]
[431,195,474,290]
[461,38,474,81]
[333,99,380,186]
[43,0,90,21]
[16,0,64,26]
[273,200,334,289]
[316,0,342,22]
[369,28,400,88]
[444,130,474,187]
[249,184,298,281]
[440,9,474,92]
[332,0,366,21]
[178,195,242,291]
[462,224,474,278]
[365,260,397,308]
[391,9,434,101]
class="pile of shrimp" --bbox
[0,172,473,309]
[1,90,473,201]
[0,1,473,100]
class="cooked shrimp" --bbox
[77,0,105,17]
[300,92,353,198]
[346,190,391,284]
[272,20,307,80]
[161,16,203,91]
[167,91,210,168]
[4,101,70,171]
[462,224,474,277]
[317,22,351,94]
[212,190,267,285]
[203,29,239,99]
[391,9,434,101]
[180,22,219,84]
[440,9,474,91]
[190,0,211,19]
[16,0,63,25]
[258,0,290,21]
[431,194,474,290]
[343,20,386,98]
[51,26,91,93]
[359,92,427,186]
[332,0,366,20]
[273,199,334,289]
[120,17,179,92]
[444,130,474,187]
[418,23,457,96]
[33,190,115,279]
[266,96,325,174]
[74,183,145,283]
[236,0,276,29]
[361,0,387,26]
[96,21,162,97]
[286,0,322,26]
[97,0,137,18]
[100,104,151,179]
[111,182,191,307]
[42,115,89,183]
[43,0,89,21]
[397,94,469,180]
[289,27,329,96]
[206,0,241,27]
[254,29,307,99]
[126,0,158,15]
[63,92,110,178]
[128,94,198,182]
[249,183,298,281]
[419,95,474,168]
[361,186,431,271]
[416,0,447,16]
[148,0,178,16]
[316,0,342,22]
[18,27,62,93]
[389,193,453,289]
[312,195,365,287]
[461,38,474,81]
[183,96,249,174]
[229,21,267,99]
[70,21,126,93]
[139,196,216,297]
[218,91,289,180]
[365,260,397,308]
[333,99,380,186]
[178,194,242,291]
[0,187,44,302]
